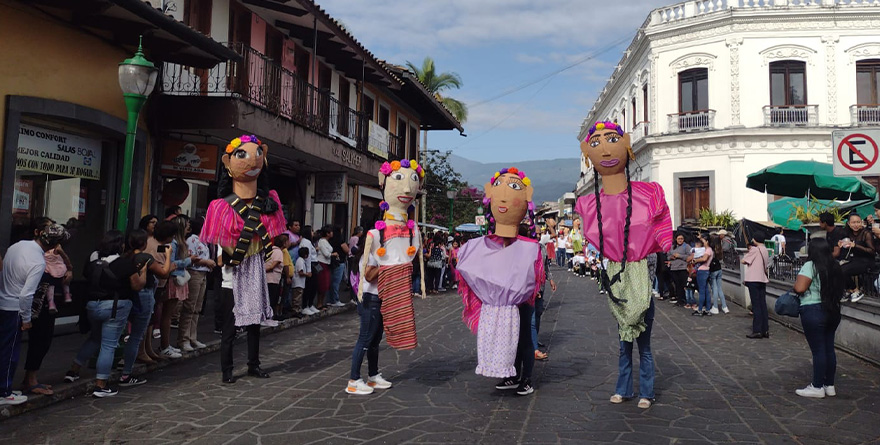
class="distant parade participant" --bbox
[576,121,673,409]
[457,167,545,396]
[201,135,286,384]
[359,159,426,352]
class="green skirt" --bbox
[606,259,651,343]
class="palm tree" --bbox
[405,57,467,224]
[405,57,468,123]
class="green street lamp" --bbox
[446,189,456,234]
[116,36,157,231]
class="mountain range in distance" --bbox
[446,154,582,204]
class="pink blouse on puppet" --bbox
[575,181,673,263]
[200,190,286,248]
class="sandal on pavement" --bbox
[534,350,548,361]
[638,398,652,409]
[24,383,54,396]
[610,394,624,404]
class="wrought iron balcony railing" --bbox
[161,42,368,151]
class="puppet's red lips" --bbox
[599,159,620,168]
[498,206,508,213]
[398,196,413,204]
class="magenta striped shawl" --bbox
[200,190,286,248]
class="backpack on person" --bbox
[77,256,121,333]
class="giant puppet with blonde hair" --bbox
[456,167,545,384]
[575,121,672,408]
[201,135,286,382]
[358,159,426,350]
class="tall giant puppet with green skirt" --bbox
[575,121,672,409]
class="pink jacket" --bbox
[742,245,769,283]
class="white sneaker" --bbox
[309,306,318,313]
[850,291,864,303]
[795,384,825,398]
[722,307,730,314]
[152,329,160,339]
[303,307,315,315]
[0,393,28,406]
[368,373,392,390]
[824,385,836,397]
[709,307,719,315]
[179,343,195,352]
[161,346,182,359]
[345,379,374,395]
[191,340,208,349]
[333,302,346,307]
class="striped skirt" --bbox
[378,262,418,350]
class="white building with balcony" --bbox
[577,0,880,227]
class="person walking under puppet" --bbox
[359,159,426,352]
[201,135,286,384]
[576,121,673,409]
[457,167,545,396]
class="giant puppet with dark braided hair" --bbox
[575,121,673,408]
[456,167,545,395]
[358,159,426,351]
[201,135,286,383]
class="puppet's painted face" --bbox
[382,167,421,214]
[485,173,533,230]
[580,128,631,177]
[573,218,581,231]
[222,142,266,183]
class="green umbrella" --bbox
[767,197,877,230]
[746,160,877,201]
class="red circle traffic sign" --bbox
[837,133,879,172]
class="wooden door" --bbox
[680,176,710,224]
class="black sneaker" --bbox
[692,310,702,316]
[119,376,147,387]
[64,371,80,383]
[92,386,118,398]
[702,310,711,316]
[495,377,519,390]
[516,379,534,396]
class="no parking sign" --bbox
[833,130,880,176]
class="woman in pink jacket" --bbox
[741,233,770,339]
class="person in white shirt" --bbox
[294,249,312,315]
[556,229,567,267]
[771,228,787,256]
[346,253,391,395]
[0,220,67,406]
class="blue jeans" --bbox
[412,268,421,294]
[615,299,655,399]
[531,297,545,350]
[696,269,710,312]
[709,270,727,310]
[0,310,22,397]
[556,248,566,266]
[350,292,383,380]
[75,300,133,380]
[123,289,155,375]
[328,264,346,304]
[800,304,840,388]
[685,288,696,305]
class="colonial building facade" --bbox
[577,0,880,227]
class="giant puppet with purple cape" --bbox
[457,167,545,378]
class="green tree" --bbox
[422,150,483,231]
[406,56,468,224]
[405,57,468,123]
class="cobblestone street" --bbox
[3,268,880,444]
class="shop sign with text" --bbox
[315,173,347,203]
[16,124,102,180]
[160,140,219,181]
[367,121,389,159]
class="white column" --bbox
[821,35,840,125]
[726,37,744,127]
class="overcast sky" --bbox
[320,0,674,163]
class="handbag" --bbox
[775,290,801,317]
[174,270,191,286]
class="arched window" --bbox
[857,59,880,105]
[678,68,708,113]
[770,60,806,106]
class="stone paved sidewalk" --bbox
[3,267,880,444]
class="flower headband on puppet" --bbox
[226,135,262,153]
[379,159,425,179]
[586,121,624,139]
[482,167,537,238]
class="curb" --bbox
[0,304,355,420]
